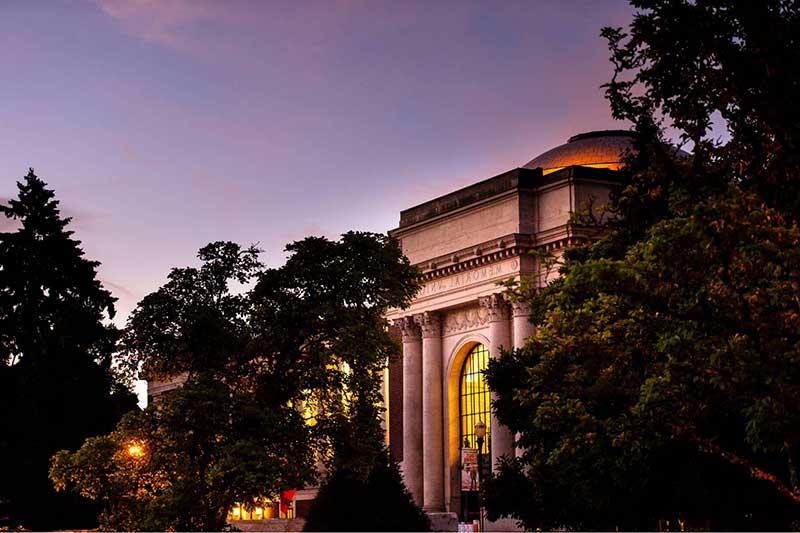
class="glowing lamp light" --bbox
[474,420,486,439]
[232,506,241,518]
[127,441,145,459]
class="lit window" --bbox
[227,497,295,521]
[459,344,491,455]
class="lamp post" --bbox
[474,421,486,532]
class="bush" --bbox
[304,454,430,532]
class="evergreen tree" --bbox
[0,169,137,529]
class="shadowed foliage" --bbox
[484,0,800,530]
[303,453,430,532]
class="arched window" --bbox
[459,343,491,454]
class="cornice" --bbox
[414,228,597,283]
[417,233,532,280]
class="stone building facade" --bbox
[148,129,634,529]
[384,130,633,528]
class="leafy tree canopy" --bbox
[485,1,800,530]
[52,375,314,531]
[251,233,420,475]
[52,232,421,530]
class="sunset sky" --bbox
[1,0,633,327]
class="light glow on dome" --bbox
[524,130,634,174]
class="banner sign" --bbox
[461,448,479,491]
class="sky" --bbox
[1,0,634,401]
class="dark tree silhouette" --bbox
[0,169,137,530]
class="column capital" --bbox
[414,311,441,338]
[510,299,531,318]
[394,316,421,342]
[478,293,510,322]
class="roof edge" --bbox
[397,167,542,228]
[567,129,635,143]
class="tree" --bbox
[52,241,316,530]
[484,0,800,529]
[248,233,427,531]
[303,454,430,532]
[52,375,314,531]
[486,192,800,529]
[52,232,423,530]
[0,169,137,530]
[250,233,420,476]
[602,0,800,221]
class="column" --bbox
[415,311,445,512]
[511,301,535,350]
[511,301,534,459]
[397,316,424,506]
[478,294,514,472]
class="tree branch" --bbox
[687,432,800,505]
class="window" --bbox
[227,502,276,521]
[459,344,491,455]
[227,500,294,521]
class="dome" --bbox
[524,130,635,175]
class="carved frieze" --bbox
[443,306,490,335]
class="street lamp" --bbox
[474,421,486,532]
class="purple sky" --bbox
[2,0,634,326]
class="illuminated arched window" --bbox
[460,344,491,454]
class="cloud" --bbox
[100,277,139,301]
[98,277,142,327]
[96,0,226,56]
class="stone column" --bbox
[478,294,514,472]
[397,316,424,506]
[511,300,534,459]
[511,301,535,350]
[415,311,445,512]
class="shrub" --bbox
[304,454,430,532]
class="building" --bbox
[384,130,633,529]
[147,129,634,530]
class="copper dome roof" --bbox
[524,130,635,174]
